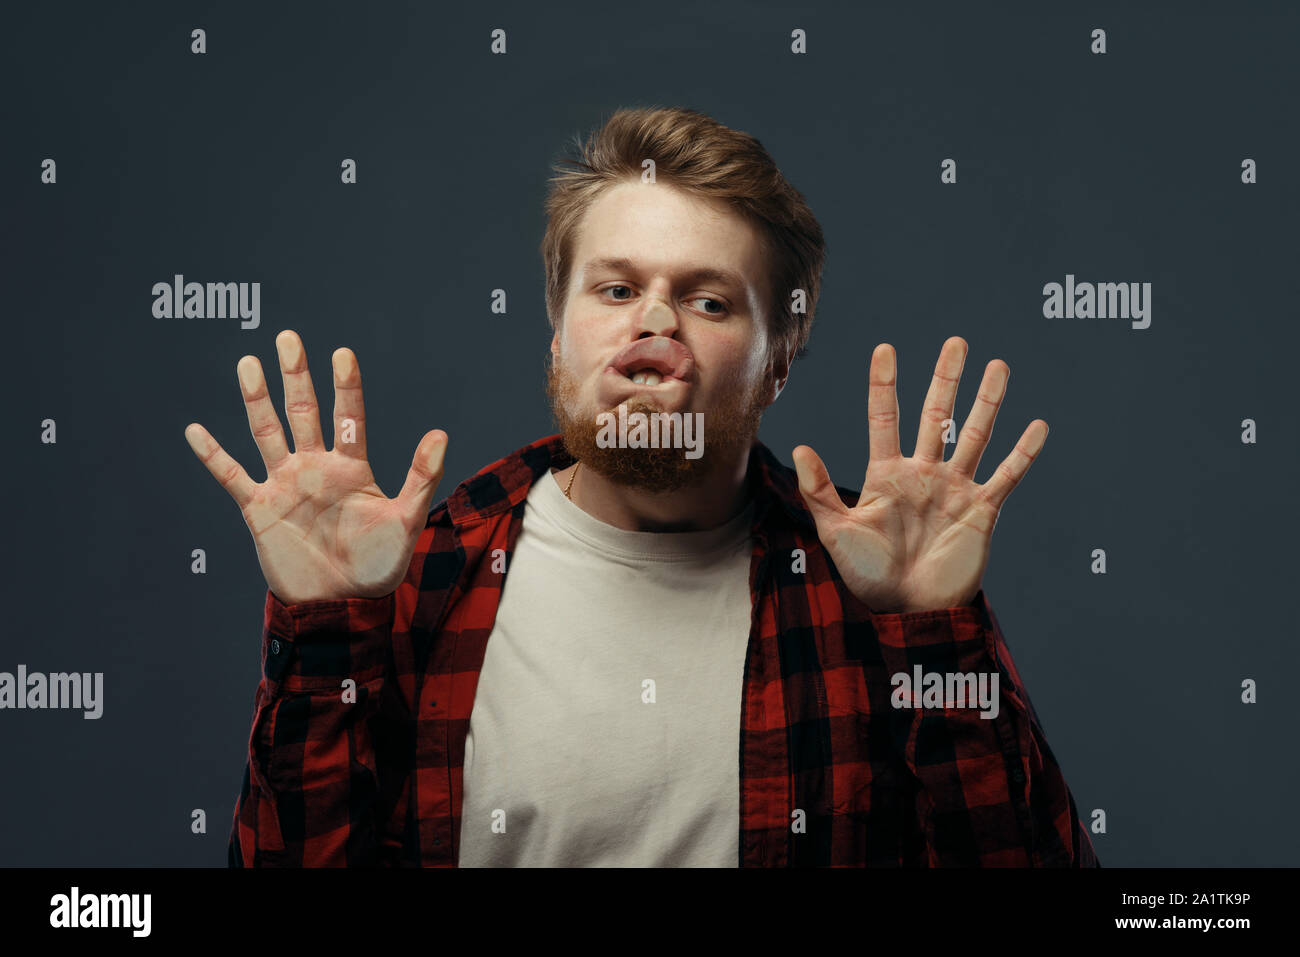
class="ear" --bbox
[550,327,561,365]
[766,343,793,405]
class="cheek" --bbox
[558,318,605,370]
[710,328,767,383]
[697,358,756,406]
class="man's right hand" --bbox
[184,329,448,606]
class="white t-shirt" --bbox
[458,467,755,866]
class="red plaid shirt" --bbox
[228,433,1099,867]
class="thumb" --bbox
[791,445,847,521]
[396,430,448,526]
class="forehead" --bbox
[572,179,766,289]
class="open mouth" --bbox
[608,336,695,387]
[625,367,669,386]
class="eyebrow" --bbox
[580,257,748,293]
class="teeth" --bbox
[631,369,663,386]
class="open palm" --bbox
[792,337,1047,614]
[185,329,448,606]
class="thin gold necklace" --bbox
[564,462,579,501]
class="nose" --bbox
[636,293,679,340]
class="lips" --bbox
[607,337,695,383]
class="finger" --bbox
[867,343,901,463]
[396,430,449,528]
[236,355,291,472]
[276,329,325,453]
[979,420,1048,512]
[184,422,258,509]
[792,445,849,520]
[913,336,967,463]
[331,347,368,460]
[948,360,1009,478]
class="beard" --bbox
[544,356,768,492]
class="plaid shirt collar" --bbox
[442,431,816,544]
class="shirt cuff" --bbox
[261,588,396,692]
[871,588,1000,674]
[265,588,395,640]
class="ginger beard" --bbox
[545,353,769,492]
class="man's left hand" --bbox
[792,336,1047,615]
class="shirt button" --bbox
[270,639,282,655]
[1011,769,1025,784]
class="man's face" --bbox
[546,178,787,490]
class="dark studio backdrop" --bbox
[2,0,1296,867]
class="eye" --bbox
[599,285,728,316]
[690,297,727,316]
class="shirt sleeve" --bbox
[871,589,1099,867]
[227,588,406,867]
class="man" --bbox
[185,106,1098,867]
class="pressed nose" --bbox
[637,295,679,339]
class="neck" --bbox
[555,449,753,532]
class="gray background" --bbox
[3,0,1295,866]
